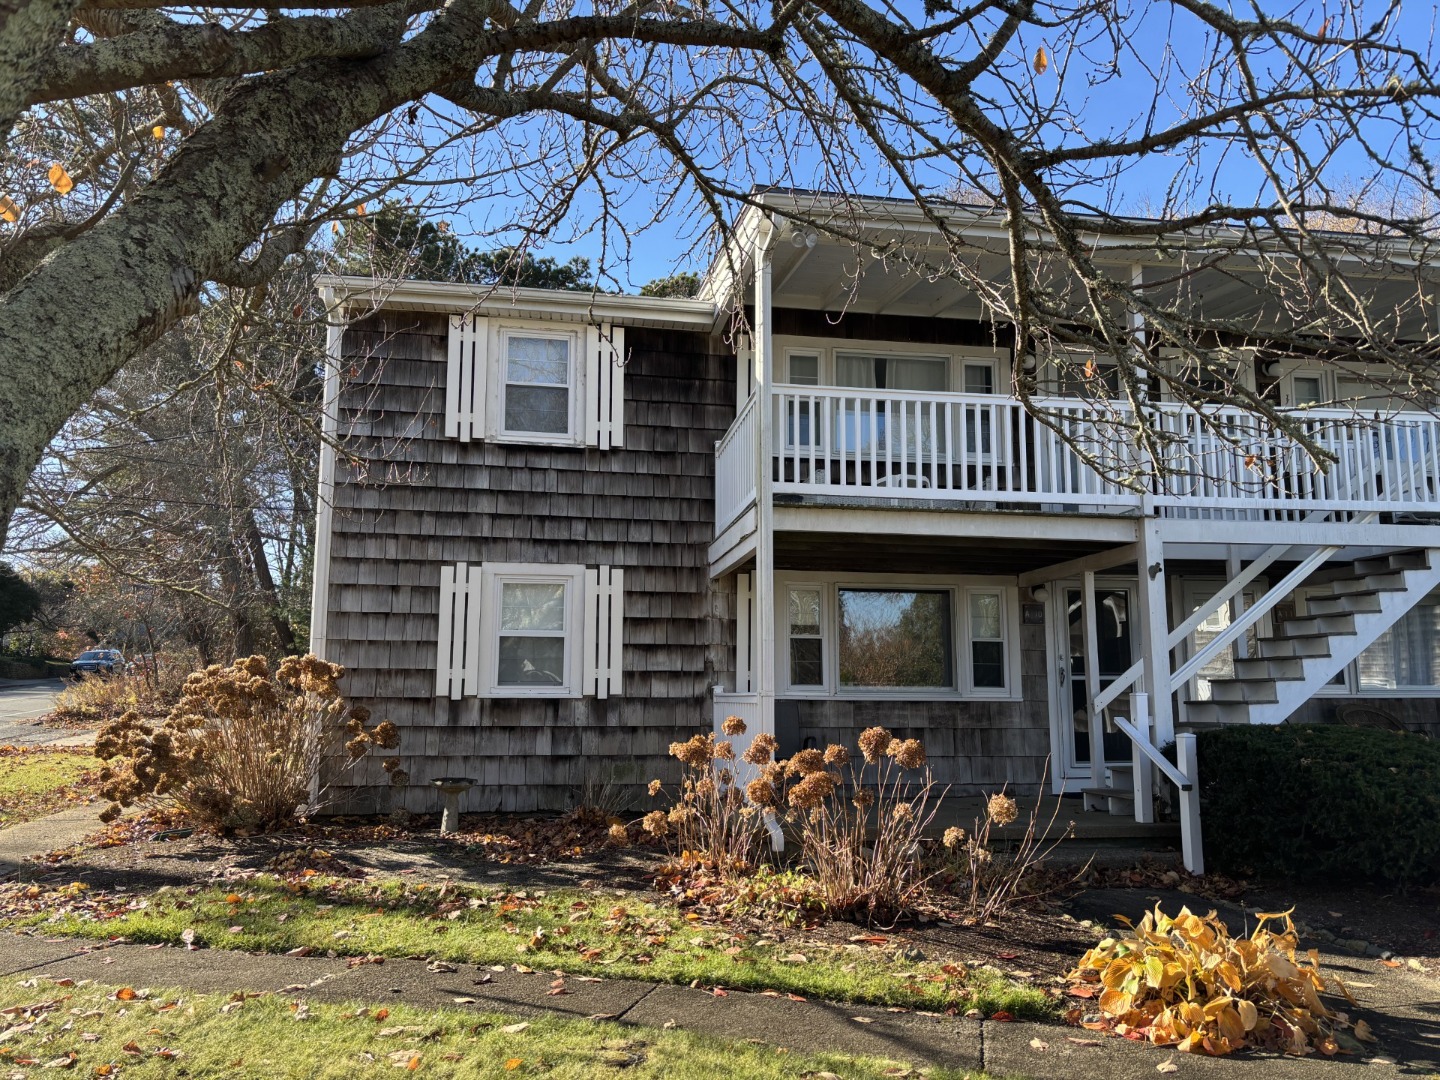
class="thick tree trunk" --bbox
[0,0,80,145]
[0,54,399,548]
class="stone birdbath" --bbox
[430,777,476,834]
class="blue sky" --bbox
[422,1,1436,291]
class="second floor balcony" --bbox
[715,384,1440,534]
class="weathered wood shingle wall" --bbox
[322,311,733,814]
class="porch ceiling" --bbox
[774,530,1130,576]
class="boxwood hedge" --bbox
[1195,724,1440,886]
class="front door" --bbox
[1052,580,1138,786]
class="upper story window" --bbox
[836,352,947,392]
[444,316,623,448]
[503,333,573,437]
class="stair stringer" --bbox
[1246,550,1440,725]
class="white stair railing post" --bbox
[1177,733,1204,875]
[1131,692,1155,824]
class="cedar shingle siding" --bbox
[322,312,733,813]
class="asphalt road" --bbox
[0,679,76,746]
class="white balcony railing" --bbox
[715,392,758,530]
[708,385,1440,519]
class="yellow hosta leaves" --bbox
[47,163,74,195]
[1068,904,1360,1058]
[0,194,17,223]
[1033,45,1048,74]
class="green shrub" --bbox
[1197,724,1440,886]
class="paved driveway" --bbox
[0,679,80,746]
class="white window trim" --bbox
[774,336,1011,393]
[1155,346,1257,402]
[479,562,588,698]
[775,571,1021,701]
[491,322,585,446]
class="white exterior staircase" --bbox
[1184,548,1440,727]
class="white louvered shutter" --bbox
[445,315,489,442]
[582,565,624,698]
[436,562,483,699]
[584,324,625,449]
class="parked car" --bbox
[70,649,124,677]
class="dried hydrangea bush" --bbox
[630,716,769,870]
[641,720,1078,924]
[94,654,400,832]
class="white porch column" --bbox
[752,217,779,750]
[1136,513,1175,747]
[1226,547,1250,660]
[1081,570,1103,799]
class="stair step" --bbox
[1352,549,1430,575]
[1255,635,1333,659]
[1281,613,1356,637]
[1080,786,1136,817]
[1328,573,1408,597]
[1184,700,1252,725]
[1304,592,1384,616]
[1234,656,1306,680]
[1209,679,1279,704]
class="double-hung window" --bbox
[782,577,1017,698]
[445,317,620,447]
[502,331,574,439]
[495,578,572,689]
[436,562,623,700]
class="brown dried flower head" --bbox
[823,744,850,767]
[608,823,629,845]
[742,733,778,766]
[787,772,836,810]
[669,734,713,768]
[987,793,1019,826]
[641,810,670,836]
[887,738,926,770]
[695,777,717,799]
[942,826,966,849]
[721,715,747,736]
[745,777,778,808]
[892,803,914,823]
[713,739,735,762]
[785,748,826,777]
[857,727,892,764]
[852,788,876,810]
[648,779,663,797]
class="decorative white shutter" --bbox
[584,324,625,449]
[735,572,754,694]
[445,315,489,442]
[436,562,483,699]
[582,565,624,698]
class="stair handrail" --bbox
[1111,714,1191,790]
[1169,543,1340,692]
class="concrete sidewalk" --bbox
[0,932,1433,1078]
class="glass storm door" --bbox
[1060,583,1137,770]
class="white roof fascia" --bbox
[316,275,718,330]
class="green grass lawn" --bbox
[1,876,1053,1018]
[0,977,995,1079]
[0,749,96,827]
